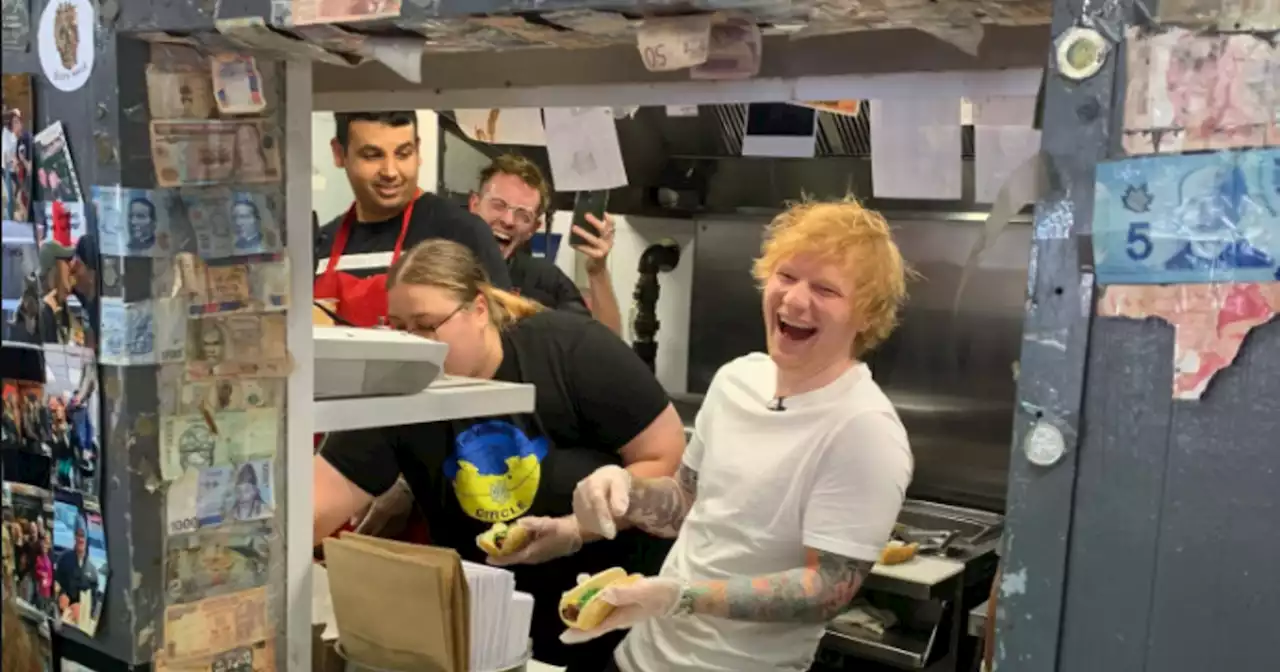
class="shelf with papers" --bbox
[312,377,535,433]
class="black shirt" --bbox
[55,550,99,606]
[507,249,588,315]
[321,309,670,665]
[314,192,512,290]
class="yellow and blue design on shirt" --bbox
[445,419,550,523]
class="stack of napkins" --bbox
[462,561,534,671]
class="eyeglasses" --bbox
[383,301,470,339]
[480,194,539,228]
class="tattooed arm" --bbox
[676,548,872,623]
[623,463,699,538]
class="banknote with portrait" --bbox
[211,54,267,116]
[92,186,174,258]
[159,408,280,481]
[162,586,269,661]
[146,65,216,120]
[185,313,290,379]
[1123,28,1276,155]
[150,120,282,188]
[163,519,271,601]
[157,366,282,416]
[155,638,276,672]
[166,459,275,535]
[179,259,289,316]
[1093,149,1280,285]
[99,298,155,365]
[180,188,283,259]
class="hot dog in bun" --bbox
[559,567,641,629]
[476,522,531,558]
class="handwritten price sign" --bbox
[637,15,712,72]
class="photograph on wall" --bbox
[2,481,56,617]
[2,0,33,52]
[33,121,82,203]
[43,344,99,497]
[1,377,55,489]
[51,493,106,634]
[2,220,40,344]
[2,74,34,223]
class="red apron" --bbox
[313,194,431,547]
[313,191,421,327]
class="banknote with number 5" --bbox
[1093,149,1280,285]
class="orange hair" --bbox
[752,197,913,357]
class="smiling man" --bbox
[470,154,622,334]
[562,198,915,671]
[315,111,510,327]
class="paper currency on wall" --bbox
[216,16,351,66]
[164,524,270,605]
[291,23,368,63]
[636,15,711,72]
[455,108,547,146]
[1092,149,1279,285]
[1097,283,1280,400]
[158,366,281,416]
[211,54,267,116]
[543,107,628,192]
[155,638,276,672]
[1156,0,1280,30]
[690,15,762,81]
[166,459,275,534]
[186,313,290,379]
[92,186,174,258]
[150,120,282,188]
[33,122,82,203]
[292,0,402,26]
[159,408,279,480]
[163,586,269,661]
[180,188,283,259]
[146,65,216,120]
[2,74,35,223]
[99,298,187,365]
[1123,28,1277,155]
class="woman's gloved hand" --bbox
[353,476,415,537]
[560,574,683,644]
[572,465,633,540]
[485,516,583,566]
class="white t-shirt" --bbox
[616,353,913,672]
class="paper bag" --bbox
[323,534,469,672]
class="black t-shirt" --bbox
[507,250,588,315]
[321,309,670,665]
[314,192,512,290]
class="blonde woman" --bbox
[313,239,685,671]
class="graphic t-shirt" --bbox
[321,310,672,665]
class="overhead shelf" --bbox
[313,377,535,433]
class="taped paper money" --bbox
[636,15,711,72]
[150,120,282,187]
[159,408,280,480]
[162,586,268,660]
[166,459,275,534]
[186,313,290,379]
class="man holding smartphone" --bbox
[470,154,622,335]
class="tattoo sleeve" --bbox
[681,548,873,623]
[624,463,698,538]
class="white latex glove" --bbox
[572,465,632,540]
[485,516,583,566]
[560,574,683,644]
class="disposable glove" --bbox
[484,516,583,566]
[560,574,683,644]
[572,465,632,540]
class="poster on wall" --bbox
[34,121,83,203]
[3,73,34,224]
[37,0,95,93]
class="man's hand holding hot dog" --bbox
[479,516,583,566]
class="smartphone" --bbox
[569,190,610,248]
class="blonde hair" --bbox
[752,197,913,357]
[387,239,544,327]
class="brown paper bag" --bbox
[323,535,469,672]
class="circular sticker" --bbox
[134,414,156,437]
[1055,27,1108,81]
[39,0,96,92]
[1023,420,1066,467]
